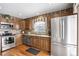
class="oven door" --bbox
[2,36,15,47]
[6,37,14,44]
[2,36,16,51]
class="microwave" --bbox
[0,22,14,29]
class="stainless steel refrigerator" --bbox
[51,14,77,56]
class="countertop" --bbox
[24,34,51,37]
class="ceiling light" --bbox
[36,12,40,15]
[0,6,2,10]
[48,3,53,6]
[19,13,22,16]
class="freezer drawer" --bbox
[51,43,77,56]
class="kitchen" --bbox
[0,3,78,56]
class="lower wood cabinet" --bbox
[16,34,23,46]
[29,36,50,51]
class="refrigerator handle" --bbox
[62,17,64,41]
[59,17,64,41]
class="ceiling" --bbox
[0,3,73,19]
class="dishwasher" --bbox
[22,35,31,45]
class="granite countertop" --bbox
[24,34,51,37]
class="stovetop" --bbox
[0,33,16,36]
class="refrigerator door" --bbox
[51,15,77,45]
[62,15,77,45]
[51,17,63,43]
[51,43,77,56]
[0,36,1,55]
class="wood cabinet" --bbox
[11,17,25,30]
[25,20,31,30]
[29,36,50,51]
[0,16,15,23]
[0,16,24,30]
[0,16,3,22]
[16,34,23,46]
[13,17,21,29]
[0,16,9,22]
[18,20,25,30]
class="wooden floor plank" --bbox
[2,45,49,56]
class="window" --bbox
[32,16,48,35]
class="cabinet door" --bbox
[30,36,35,46]
[45,38,50,51]
[16,34,22,46]
[0,16,7,22]
[30,36,38,48]
[25,20,30,30]
[29,36,32,46]
[31,36,35,47]
[35,37,40,48]
[19,20,25,30]
[40,37,50,51]
[40,38,44,50]
[29,36,39,49]
[33,37,37,47]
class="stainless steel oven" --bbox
[0,22,15,51]
[2,36,15,51]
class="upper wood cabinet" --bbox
[20,20,26,30]
[17,20,26,30]
[12,17,21,29]
[0,15,14,23]
[0,15,11,22]
[25,19,31,30]
[11,17,25,30]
